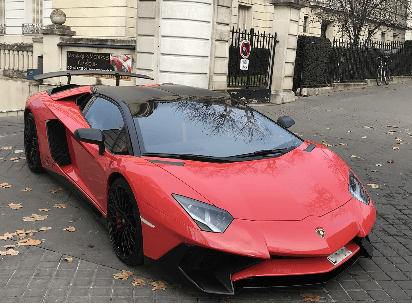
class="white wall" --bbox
[126,0,137,38]
[135,0,213,89]
[53,0,136,38]
[158,0,213,88]
[43,0,52,25]
[0,77,39,112]
[231,0,274,33]
[4,0,25,35]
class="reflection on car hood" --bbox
[157,142,353,221]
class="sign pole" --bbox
[246,28,254,93]
[240,35,252,95]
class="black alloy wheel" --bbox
[107,178,144,266]
[24,113,43,173]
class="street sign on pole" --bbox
[240,40,251,59]
[240,59,249,70]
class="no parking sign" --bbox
[240,40,251,70]
[240,40,251,59]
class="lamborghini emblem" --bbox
[316,228,325,238]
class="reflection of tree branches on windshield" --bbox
[172,100,272,143]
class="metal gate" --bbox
[227,27,278,90]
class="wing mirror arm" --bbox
[98,142,105,156]
[74,128,106,156]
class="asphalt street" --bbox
[1,80,412,302]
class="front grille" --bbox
[235,250,363,290]
[270,255,298,259]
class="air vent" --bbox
[47,120,71,167]
[304,143,316,152]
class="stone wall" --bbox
[209,0,231,91]
[0,0,52,43]
[231,0,274,33]
[135,0,214,88]
[0,77,39,114]
[53,0,136,38]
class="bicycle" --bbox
[376,55,391,86]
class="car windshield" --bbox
[132,100,302,161]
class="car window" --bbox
[133,100,303,160]
[83,97,128,153]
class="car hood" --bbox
[150,142,353,221]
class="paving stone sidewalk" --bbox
[1,80,412,302]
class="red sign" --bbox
[240,40,251,59]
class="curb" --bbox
[296,76,412,97]
[0,109,24,117]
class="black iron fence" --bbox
[228,27,277,89]
[329,39,412,84]
[295,37,412,90]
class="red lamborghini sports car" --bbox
[25,71,376,294]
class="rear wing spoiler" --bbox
[34,70,153,86]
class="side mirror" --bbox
[74,128,106,155]
[277,116,295,129]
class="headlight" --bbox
[349,170,370,205]
[172,194,233,233]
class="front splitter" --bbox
[169,237,373,295]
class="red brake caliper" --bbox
[116,214,122,229]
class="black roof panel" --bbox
[93,85,175,103]
[94,84,227,104]
[155,84,226,99]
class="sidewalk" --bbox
[1,80,412,302]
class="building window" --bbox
[32,0,43,25]
[303,16,308,33]
[22,0,43,34]
[238,5,251,31]
[381,32,386,42]
[393,32,399,41]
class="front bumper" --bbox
[171,236,373,295]
[139,193,376,294]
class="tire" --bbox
[376,68,383,86]
[107,178,144,266]
[24,113,43,173]
[384,68,391,85]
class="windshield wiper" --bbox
[234,146,296,159]
[142,153,228,163]
[142,146,296,163]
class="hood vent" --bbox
[304,144,316,152]
[147,159,185,166]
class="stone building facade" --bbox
[298,2,408,43]
[0,0,409,115]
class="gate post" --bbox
[41,10,75,85]
[269,0,308,104]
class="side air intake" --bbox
[47,120,71,167]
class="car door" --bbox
[71,95,128,210]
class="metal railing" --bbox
[329,39,411,83]
[0,43,34,78]
[22,23,42,35]
[228,27,278,89]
